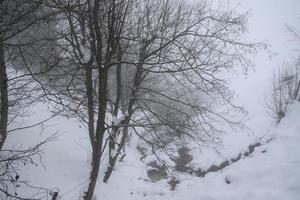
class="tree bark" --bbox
[103,62,144,182]
[83,68,108,200]
[108,45,122,167]
[0,39,8,150]
[294,80,300,101]
[103,121,127,183]
[85,66,95,150]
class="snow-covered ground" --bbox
[6,99,300,200]
[3,0,300,199]
[94,102,300,200]
[4,60,300,199]
[5,57,300,199]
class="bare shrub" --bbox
[267,65,299,122]
[0,135,57,200]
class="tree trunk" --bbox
[83,67,108,200]
[85,66,95,150]
[294,80,300,101]
[108,46,122,166]
[0,39,8,150]
[103,62,144,182]
[103,121,127,183]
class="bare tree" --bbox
[25,0,261,199]
[0,1,60,198]
[0,0,56,151]
[35,0,134,199]
[102,0,259,182]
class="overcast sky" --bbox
[226,0,300,131]
[244,0,300,61]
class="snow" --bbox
[93,103,300,200]
[4,35,300,200]
[4,101,300,200]
[2,0,300,199]
[111,114,126,126]
[4,103,91,199]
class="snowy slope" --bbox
[4,45,299,199]
[5,101,299,200]
[93,102,300,200]
[4,103,90,199]
[4,0,300,197]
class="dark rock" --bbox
[147,161,168,182]
[219,160,230,169]
[136,146,147,161]
[195,168,205,177]
[225,176,231,184]
[206,165,220,173]
[174,147,193,172]
[231,153,242,163]
[249,142,261,154]
[168,177,180,190]
[147,161,161,169]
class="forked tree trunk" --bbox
[103,62,144,182]
[0,39,8,150]
[83,68,108,200]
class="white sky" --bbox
[244,0,300,61]
[225,0,300,132]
